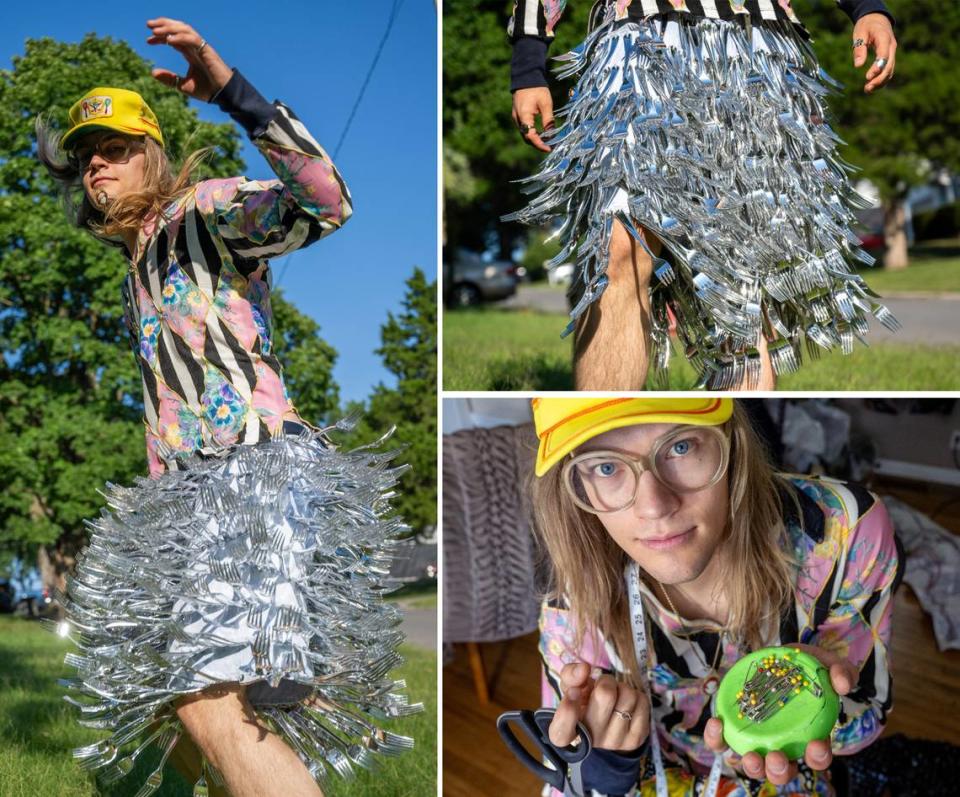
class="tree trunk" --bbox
[37,538,81,617]
[882,199,910,270]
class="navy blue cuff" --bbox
[210,67,281,138]
[579,742,647,795]
[510,36,550,92]
[839,0,896,28]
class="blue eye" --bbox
[594,461,618,477]
[671,440,691,456]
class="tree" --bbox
[443,0,593,258]
[0,35,339,593]
[340,268,437,534]
[798,0,960,268]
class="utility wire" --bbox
[275,0,406,289]
[334,0,405,159]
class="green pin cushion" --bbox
[713,646,839,760]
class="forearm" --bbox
[211,69,352,233]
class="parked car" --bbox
[547,262,574,286]
[443,248,518,307]
[0,579,55,618]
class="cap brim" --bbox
[61,121,148,151]
[535,398,732,476]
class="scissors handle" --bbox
[496,708,592,793]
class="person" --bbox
[506,2,900,391]
[36,17,420,797]
[529,397,902,796]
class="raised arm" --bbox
[146,17,352,261]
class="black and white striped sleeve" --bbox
[205,68,353,261]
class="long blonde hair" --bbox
[35,115,210,246]
[530,402,799,688]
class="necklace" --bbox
[657,580,727,695]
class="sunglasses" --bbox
[69,135,145,172]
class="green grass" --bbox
[0,616,436,797]
[857,245,960,294]
[389,581,438,610]
[443,308,960,390]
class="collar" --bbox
[779,478,826,543]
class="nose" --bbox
[87,151,108,173]
[630,469,680,519]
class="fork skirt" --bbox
[504,13,899,389]
[57,419,422,791]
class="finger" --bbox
[151,68,182,89]
[866,41,896,92]
[548,692,585,748]
[741,751,764,780]
[584,674,619,738]
[852,37,868,68]
[764,750,796,786]
[704,717,728,753]
[624,691,650,749]
[603,687,640,749]
[804,739,833,771]
[829,661,857,696]
[516,108,550,153]
[559,661,591,699]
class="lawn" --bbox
[856,242,960,294]
[0,616,436,797]
[443,308,960,391]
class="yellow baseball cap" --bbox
[532,398,733,476]
[61,87,164,151]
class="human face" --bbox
[75,132,147,208]
[572,423,730,588]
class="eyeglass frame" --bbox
[67,133,146,173]
[560,424,731,515]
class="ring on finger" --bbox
[852,38,865,48]
[519,123,532,136]
[613,709,632,721]
[197,38,208,54]
[874,57,888,70]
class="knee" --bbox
[607,221,657,287]
[175,684,249,766]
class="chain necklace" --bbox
[657,580,727,695]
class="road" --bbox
[398,603,437,650]
[497,284,960,345]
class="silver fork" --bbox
[132,729,181,797]
[100,726,174,785]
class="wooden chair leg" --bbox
[466,641,490,706]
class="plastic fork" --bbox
[132,729,181,797]
[100,726,175,785]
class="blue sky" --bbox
[4,1,438,404]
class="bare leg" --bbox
[573,218,661,390]
[175,684,323,797]
[745,331,776,391]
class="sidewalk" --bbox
[498,284,960,345]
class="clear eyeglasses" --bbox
[69,134,145,172]
[561,425,731,514]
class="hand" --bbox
[146,18,233,102]
[852,13,897,94]
[548,662,649,752]
[512,87,554,153]
[704,644,858,786]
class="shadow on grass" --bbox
[486,354,572,390]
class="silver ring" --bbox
[613,709,632,722]
[852,38,865,48]
[197,39,207,54]
[874,57,888,70]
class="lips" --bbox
[639,527,695,551]
[91,177,113,187]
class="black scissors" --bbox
[496,708,592,797]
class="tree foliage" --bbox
[444,0,960,265]
[0,35,340,580]
[338,268,437,534]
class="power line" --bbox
[334,0,405,159]
[275,0,406,289]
